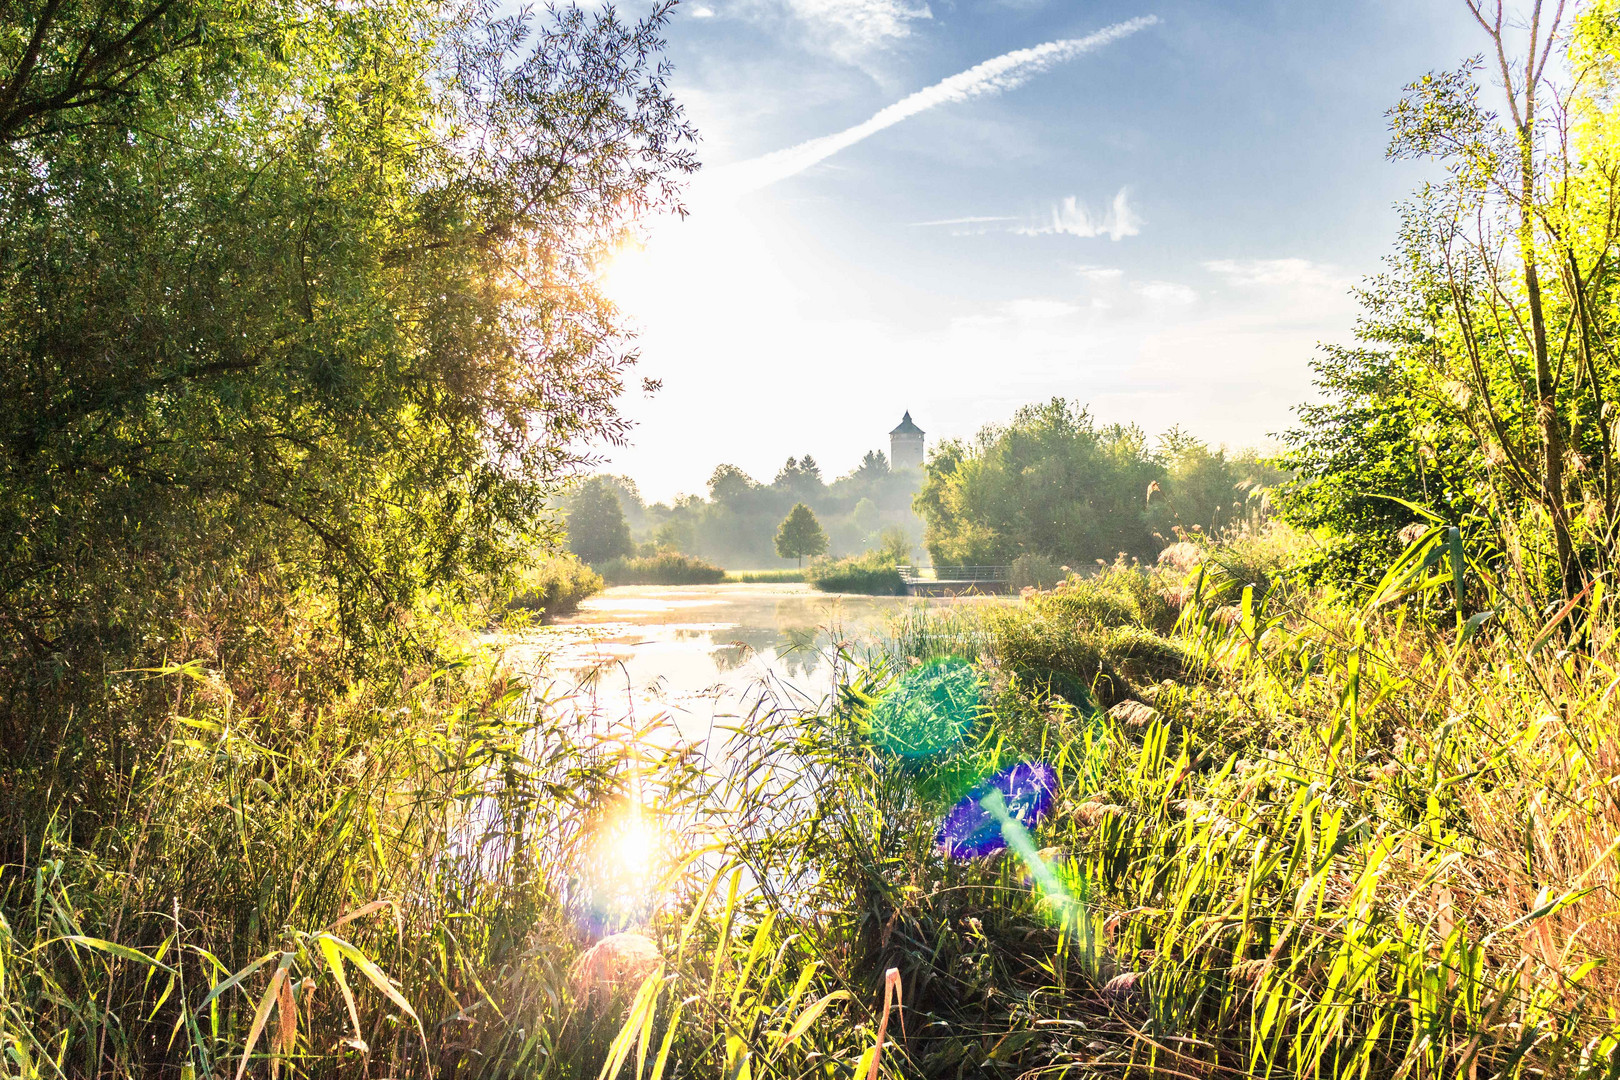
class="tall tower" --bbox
[889,411,925,471]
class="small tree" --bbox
[568,477,634,565]
[775,503,829,567]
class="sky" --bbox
[591,0,1485,503]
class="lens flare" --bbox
[934,761,1056,858]
[579,803,670,934]
[869,657,980,758]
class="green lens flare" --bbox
[979,789,1085,925]
[869,657,980,758]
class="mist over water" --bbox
[493,583,1006,743]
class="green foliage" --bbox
[599,551,726,586]
[502,555,603,620]
[1275,342,1487,590]
[1278,7,1620,602]
[865,658,981,757]
[917,399,1280,567]
[724,568,805,583]
[568,476,636,565]
[1008,552,1065,590]
[0,0,696,744]
[775,503,829,566]
[804,531,909,594]
[11,520,1620,1079]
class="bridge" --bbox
[897,565,1014,597]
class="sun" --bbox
[580,801,673,932]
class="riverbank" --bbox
[10,538,1620,1078]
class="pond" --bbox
[491,583,1006,743]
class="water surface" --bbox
[494,584,1001,741]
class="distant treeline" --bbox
[563,401,1287,576]
[566,450,924,569]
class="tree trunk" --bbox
[1518,117,1579,598]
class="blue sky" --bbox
[595,0,1483,501]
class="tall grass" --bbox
[724,568,805,584]
[8,526,1620,1077]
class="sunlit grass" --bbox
[10,529,1620,1077]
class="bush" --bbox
[503,555,604,620]
[599,551,726,585]
[984,604,1120,708]
[1154,523,1301,609]
[1101,623,1191,684]
[1009,552,1066,590]
[1026,577,1138,631]
[806,532,910,595]
[805,555,905,595]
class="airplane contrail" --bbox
[707,16,1160,196]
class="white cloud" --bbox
[1003,298,1080,320]
[1203,258,1347,290]
[690,4,715,15]
[909,214,1018,227]
[784,0,932,59]
[1016,187,1141,240]
[1074,264,1125,282]
[1133,280,1197,305]
[706,17,1159,195]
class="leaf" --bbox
[201,952,277,1009]
[779,990,849,1048]
[326,936,429,1060]
[326,899,399,936]
[648,996,687,1080]
[274,973,297,1080]
[1528,584,1591,655]
[317,935,366,1052]
[235,951,294,1080]
[54,935,175,973]
[1458,610,1494,643]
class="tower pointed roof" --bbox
[890,411,924,436]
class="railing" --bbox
[897,565,1012,584]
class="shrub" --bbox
[806,532,912,595]
[805,554,905,595]
[503,556,604,620]
[1009,552,1065,590]
[1156,523,1302,609]
[599,551,726,585]
[1026,577,1138,631]
[983,604,1120,708]
[1101,624,1191,684]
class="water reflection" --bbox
[491,583,1002,742]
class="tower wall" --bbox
[891,432,925,470]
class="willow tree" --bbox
[0,0,696,742]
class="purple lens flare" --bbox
[935,761,1057,858]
